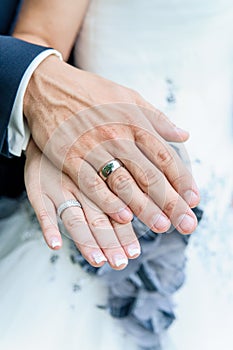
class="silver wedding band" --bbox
[57,199,82,219]
[99,159,123,181]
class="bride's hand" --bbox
[25,139,141,270]
[23,56,200,235]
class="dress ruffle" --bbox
[70,208,203,350]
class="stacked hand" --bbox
[24,56,200,270]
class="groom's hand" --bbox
[23,55,200,235]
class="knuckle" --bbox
[65,215,86,230]
[38,209,50,223]
[157,148,174,169]
[172,174,187,189]
[87,176,106,194]
[164,198,179,214]
[65,149,81,164]
[135,128,147,141]
[38,209,56,231]
[133,202,146,216]
[138,167,162,188]
[110,171,133,192]
[99,125,119,141]
[91,216,110,229]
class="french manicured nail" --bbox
[178,214,196,233]
[118,208,133,222]
[184,190,199,206]
[152,214,170,231]
[113,255,128,267]
[92,252,107,264]
[50,238,62,249]
[127,245,141,258]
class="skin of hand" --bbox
[25,139,141,270]
[14,0,200,235]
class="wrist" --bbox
[13,32,50,48]
[12,32,70,60]
[23,53,63,123]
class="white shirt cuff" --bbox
[8,49,63,157]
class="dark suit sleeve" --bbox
[0,36,50,157]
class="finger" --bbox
[76,142,170,233]
[106,165,171,233]
[111,220,141,259]
[119,149,198,234]
[59,200,108,268]
[28,192,62,250]
[135,100,190,142]
[97,137,198,234]
[147,108,189,142]
[134,128,200,208]
[43,176,108,268]
[83,202,129,270]
[42,121,133,225]
[69,159,133,223]
[106,139,198,234]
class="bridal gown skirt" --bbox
[1,1,233,349]
[0,204,138,350]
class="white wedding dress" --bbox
[1,1,233,350]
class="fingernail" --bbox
[50,238,62,249]
[184,190,200,207]
[127,245,141,258]
[177,214,196,233]
[113,255,128,267]
[152,214,170,231]
[175,126,189,134]
[92,252,107,264]
[118,208,133,222]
